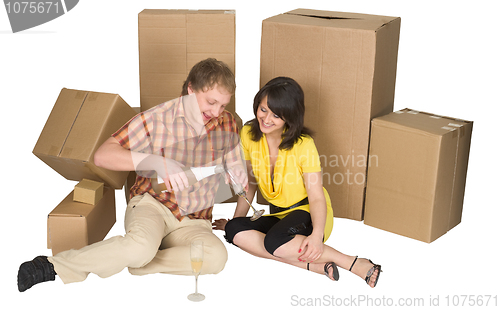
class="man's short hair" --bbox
[181,58,236,96]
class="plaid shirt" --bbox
[112,95,240,221]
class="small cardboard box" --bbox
[364,109,473,243]
[33,88,137,189]
[138,9,236,113]
[260,9,401,220]
[48,186,116,255]
[74,179,104,205]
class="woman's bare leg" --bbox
[233,231,380,287]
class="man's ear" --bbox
[187,83,194,95]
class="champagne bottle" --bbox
[151,164,224,193]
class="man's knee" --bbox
[122,233,159,268]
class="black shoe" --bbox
[17,256,56,292]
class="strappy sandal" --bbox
[349,256,382,287]
[307,262,339,281]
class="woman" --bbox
[214,77,381,287]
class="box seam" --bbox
[446,129,461,231]
[60,91,88,157]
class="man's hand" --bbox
[158,158,189,192]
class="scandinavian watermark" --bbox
[249,149,378,186]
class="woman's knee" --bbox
[263,231,294,257]
[224,217,249,245]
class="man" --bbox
[18,58,245,291]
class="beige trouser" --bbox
[48,193,227,284]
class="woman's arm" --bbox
[213,160,256,230]
[233,160,257,217]
[298,171,327,262]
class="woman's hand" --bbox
[297,234,324,263]
[212,218,229,231]
[225,163,249,192]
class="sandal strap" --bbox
[350,256,382,287]
[349,256,358,272]
[365,263,382,285]
[324,262,340,281]
[324,262,333,275]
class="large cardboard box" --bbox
[47,186,116,255]
[138,9,236,113]
[364,109,473,243]
[33,88,137,189]
[260,9,401,220]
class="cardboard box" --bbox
[48,186,116,255]
[260,9,401,220]
[138,9,236,113]
[74,179,104,205]
[33,88,137,189]
[364,109,473,242]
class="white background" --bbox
[1,1,499,309]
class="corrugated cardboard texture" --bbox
[139,9,236,113]
[47,187,116,255]
[74,179,104,205]
[260,9,400,220]
[364,109,473,242]
[33,88,137,189]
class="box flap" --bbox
[263,8,398,31]
[49,190,95,218]
[140,9,234,16]
[373,109,472,137]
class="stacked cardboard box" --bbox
[33,88,137,254]
[48,186,116,255]
[260,9,401,220]
[33,88,137,189]
[74,179,104,205]
[364,109,473,242]
[138,9,236,113]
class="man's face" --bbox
[188,84,232,124]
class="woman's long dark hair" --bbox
[247,76,313,150]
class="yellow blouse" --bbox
[240,125,334,241]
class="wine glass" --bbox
[225,167,264,221]
[187,240,205,302]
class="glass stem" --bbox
[195,274,199,293]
